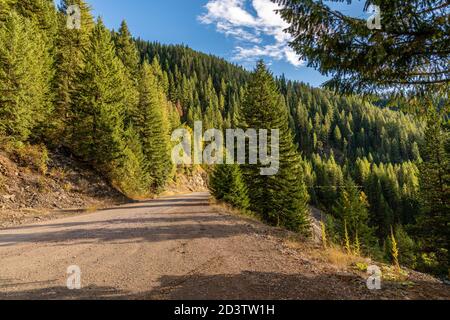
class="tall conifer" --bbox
[241,61,310,234]
[114,20,139,125]
[209,161,249,211]
[136,61,172,193]
[0,12,52,141]
[72,18,127,170]
[53,0,94,142]
[414,111,449,274]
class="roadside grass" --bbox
[211,197,413,283]
[84,205,100,213]
[210,198,261,223]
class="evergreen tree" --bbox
[0,12,52,141]
[413,111,449,275]
[385,225,417,268]
[0,0,15,21]
[241,61,310,234]
[71,18,127,171]
[150,57,180,131]
[136,61,172,193]
[113,20,139,127]
[333,179,377,253]
[53,0,94,142]
[209,162,249,211]
[114,20,139,80]
[114,125,151,198]
[276,0,449,96]
[14,0,58,41]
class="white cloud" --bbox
[216,22,261,43]
[198,0,305,68]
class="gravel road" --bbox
[0,192,448,300]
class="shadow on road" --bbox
[2,213,225,232]
[0,192,255,247]
[1,271,448,300]
[0,214,256,247]
[0,223,249,247]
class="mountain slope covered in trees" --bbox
[137,39,435,267]
[0,0,447,277]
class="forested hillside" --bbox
[0,0,447,277]
[137,39,447,276]
[136,39,439,268]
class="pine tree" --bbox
[0,0,15,21]
[71,18,127,171]
[0,0,435,276]
[366,173,395,239]
[413,111,449,275]
[150,57,180,131]
[0,12,52,141]
[209,162,249,210]
[241,61,310,234]
[334,179,376,254]
[344,220,351,255]
[113,20,139,126]
[333,125,342,148]
[53,0,94,142]
[276,0,448,96]
[114,20,139,80]
[390,226,401,270]
[387,225,417,268]
[14,0,58,41]
[114,125,151,198]
[136,61,172,193]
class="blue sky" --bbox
[73,0,367,87]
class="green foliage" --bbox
[416,252,442,275]
[333,179,377,255]
[354,231,361,256]
[114,20,139,81]
[137,40,425,167]
[14,0,58,41]
[386,225,417,269]
[71,19,127,168]
[52,0,94,142]
[0,11,52,141]
[137,40,248,121]
[0,0,16,21]
[113,126,151,198]
[241,61,310,234]
[209,162,250,211]
[355,262,368,272]
[136,61,173,193]
[390,227,400,269]
[276,0,449,96]
[413,111,450,275]
[311,153,344,208]
[0,0,445,279]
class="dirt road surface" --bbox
[0,192,448,300]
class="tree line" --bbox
[0,0,178,198]
[0,0,447,276]
[137,23,447,277]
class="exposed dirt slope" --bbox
[0,192,448,300]
[0,148,128,228]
